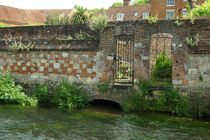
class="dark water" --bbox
[0,104,210,140]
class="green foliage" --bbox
[138,78,153,96]
[0,23,10,28]
[153,52,172,81]
[175,96,208,118]
[0,73,37,106]
[45,13,70,25]
[183,2,210,24]
[53,82,87,109]
[74,30,96,40]
[132,0,149,5]
[192,2,210,17]
[70,5,92,24]
[91,15,107,31]
[185,33,200,47]
[97,82,110,92]
[158,87,180,112]
[174,20,181,26]
[121,94,147,113]
[33,84,50,103]
[112,2,123,7]
[146,15,158,24]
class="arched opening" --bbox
[89,99,122,112]
[150,33,173,73]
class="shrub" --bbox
[121,94,147,113]
[137,78,153,96]
[33,84,50,104]
[91,15,107,31]
[97,82,110,92]
[158,87,180,112]
[0,73,37,106]
[152,52,172,81]
[175,96,208,118]
[45,13,70,25]
[53,82,87,109]
[70,5,92,24]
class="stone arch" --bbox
[89,99,122,110]
[150,33,173,73]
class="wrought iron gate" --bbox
[114,35,134,84]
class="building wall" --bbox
[0,19,210,101]
[150,0,206,19]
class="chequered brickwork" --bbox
[0,51,113,83]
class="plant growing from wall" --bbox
[185,33,200,47]
[152,52,172,83]
[4,35,34,51]
[90,15,107,31]
[53,82,87,109]
[0,73,37,106]
[146,15,158,24]
[97,82,110,92]
[174,20,181,26]
[70,5,92,24]
[115,61,133,80]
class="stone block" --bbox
[19,54,23,58]
[141,56,150,61]
[53,63,60,69]
[69,61,74,64]
[58,60,65,64]
[48,68,53,72]
[62,53,68,58]
[22,67,26,71]
[39,67,44,72]
[26,62,31,67]
[87,68,93,73]
[64,63,69,68]
[73,63,79,69]
[31,68,35,71]
[17,62,22,66]
[41,59,47,63]
[135,42,143,48]
[14,66,18,71]
[199,65,207,73]
[67,68,72,73]
[82,64,87,68]
[188,68,198,75]
[106,56,114,60]
[45,63,49,67]
[172,80,183,85]
[96,72,102,78]
[58,69,62,73]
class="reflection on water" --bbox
[0,104,209,140]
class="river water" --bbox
[0,104,209,140]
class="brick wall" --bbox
[0,19,209,100]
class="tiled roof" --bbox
[0,5,71,24]
[106,4,151,21]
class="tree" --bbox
[112,2,123,7]
[70,5,92,24]
[132,0,149,5]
